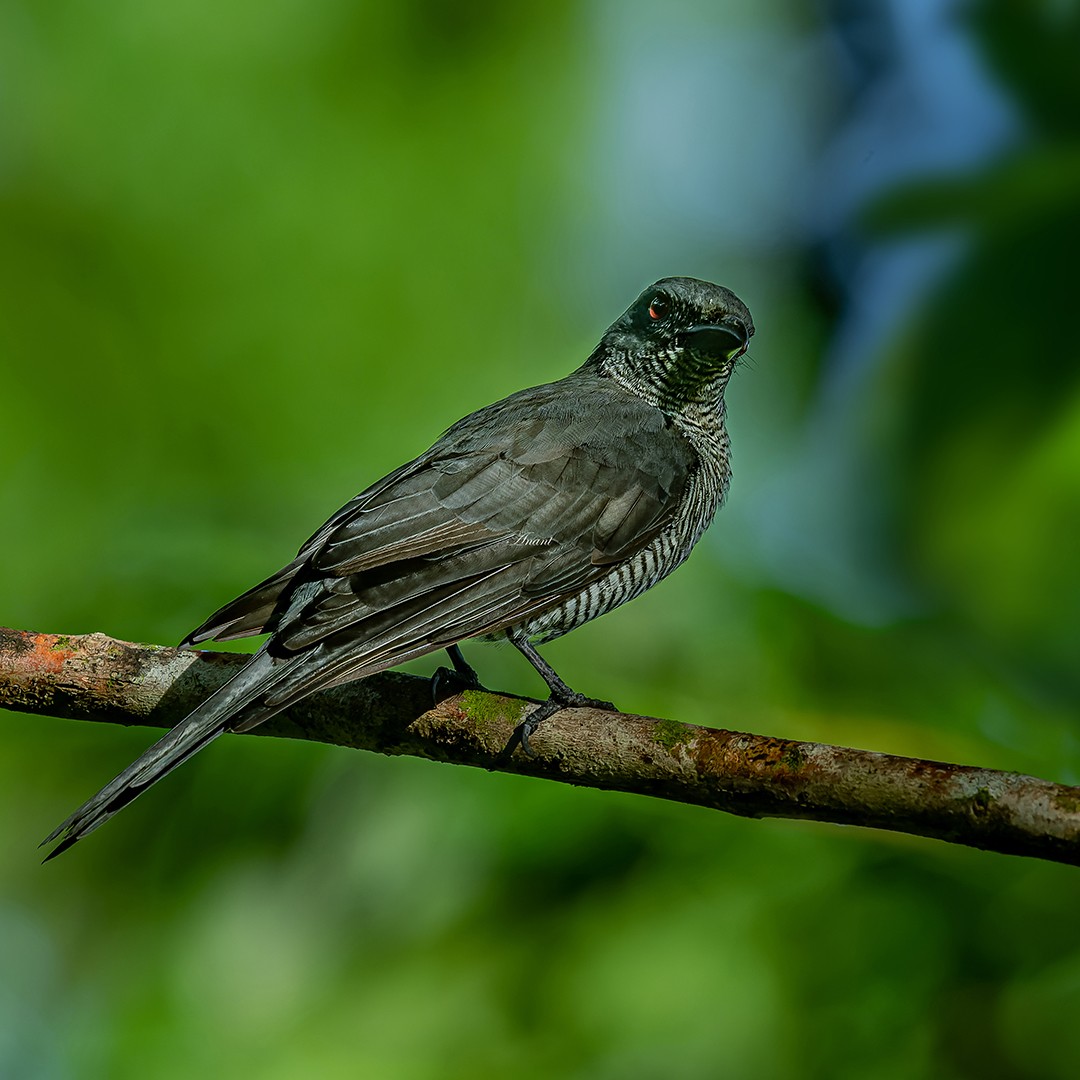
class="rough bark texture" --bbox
[3,627,1079,865]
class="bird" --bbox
[43,276,754,858]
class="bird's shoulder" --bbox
[303,370,697,577]
[431,369,696,476]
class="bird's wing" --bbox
[183,375,699,713]
[227,379,697,700]
[187,376,697,656]
[181,460,422,644]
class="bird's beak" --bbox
[679,321,748,360]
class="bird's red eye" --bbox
[648,297,668,320]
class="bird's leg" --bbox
[446,644,480,682]
[507,637,616,757]
[430,643,486,703]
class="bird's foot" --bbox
[556,691,617,713]
[430,665,487,703]
[504,692,617,759]
[431,644,489,703]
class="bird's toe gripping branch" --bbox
[506,698,559,759]
[430,643,488,703]
[502,635,617,758]
[505,691,618,758]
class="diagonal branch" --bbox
[3,627,1079,866]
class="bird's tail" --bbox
[41,646,292,860]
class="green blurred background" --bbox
[2,0,1080,1075]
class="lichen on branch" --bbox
[3,627,1079,866]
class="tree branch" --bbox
[3,627,1079,865]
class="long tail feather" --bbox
[41,647,293,859]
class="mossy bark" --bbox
[3,627,1080,866]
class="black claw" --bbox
[518,721,539,759]
[501,698,562,759]
[431,666,473,703]
[502,718,539,760]
[431,645,487,703]
[497,721,529,762]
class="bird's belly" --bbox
[515,462,724,644]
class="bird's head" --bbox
[593,277,754,412]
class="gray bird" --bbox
[43,277,753,857]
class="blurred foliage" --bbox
[866,0,1080,688]
[1,0,1080,1077]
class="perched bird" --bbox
[43,277,753,857]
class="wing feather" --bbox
[185,373,698,667]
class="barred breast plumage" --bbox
[518,402,732,643]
